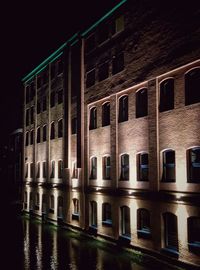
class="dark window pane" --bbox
[85,34,95,53]
[185,68,200,105]
[188,147,200,183]
[160,79,174,112]
[102,102,110,126]
[118,95,128,122]
[37,128,41,143]
[50,122,55,140]
[162,150,175,182]
[112,52,124,75]
[98,62,109,81]
[58,90,63,104]
[120,154,129,180]
[43,126,47,142]
[86,69,95,88]
[50,92,55,107]
[58,119,63,138]
[136,88,148,118]
[90,157,97,179]
[89,107,97,130]
[72,118,77,134]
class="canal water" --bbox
[2,206,182,270]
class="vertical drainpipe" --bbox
[22,83,26,202]
[47,64,51,184]
[34,77,37,184]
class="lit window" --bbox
[58,119,63,138]
[120,206,131,238]
[103,156,111,180]
[112,52,124,75]
[188,217,200,253]
[50,161,55,178]
[187,147,200,183]
[98,62,109,81]
[136,88,148,118]
[90,157,97,180]
[102,203,112,226]
[37,127,41,143]
[137,209,151,238]
[120,154,129,180]
[185,68,200,105]
[89,107,97,130]
[137,153,148,181]
[163,212,179,252]
[111,15,124,35]
[159,79,174,112]
[86,69,95,88]
[118,95,128,123]
[102,102,110,126]
[50,122,55,140]
[162,150,175,182]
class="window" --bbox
[118,95,128,122]
[187,147,200,183]
[49,195,54,213]
[36,162,40,178]
[85,34,95,53]
[137,209,151,238]
[102,102,110,126]
[98,24,109,44]
[25,163,28,178]
[42,96,46,111]
[72,198,79,220]
[24,191,27,203]
[137,153,148,181]
[26,109,29,126]
[50,161,55,178]
[37,127,41,143]
[103,156,111,180]
[57,89,63,104]
[51,63,56,79]
[162,150,175,182]
[111,15,124,35]
[30,106,34,124]
[90,157,97,180]
[58,119,63,138]
[120,154,129,180]
[58,160,63,178]
[89,107,97,130]
[71,118,77,134]
[86,69,95,88]
[163,213,178,252]
[50,92,55,107]
[43,125,47,142]
[159,79,174,112]
[98,62,109,81]
[30,163,34,178]
[121,206,131,238]
[112,52,124,75]
[35,193,40,210]
[30,130,34,145]
[90,201,97,228]
[50,122,55,140]
[72,161,78,179]
[37,101,41,114]
[136,88,148,118]
[102,203,112,226]
[188,217,200,252]
[42,194,47,214]
[58,196,64,218]
[185,68,200,105]
[42,161,46,178]
[57,60,63,74]
[25,132,29,146]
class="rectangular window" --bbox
[58,160,63,178]
[37,101,41,114]
[36,162,40,178]
[30,106,34,124]
[111,15,124,35]
[50,92,55,107]
[112,52,124,75]
[57,89,63,104]
[90,157,97,179]
[43,125,47,142]
[42,96,47,111]
[103,156,111,180]
[43,162,46,178]
[98,62,109,81]
[30,163,34,178]
[86,69,95,88]
[50,161,55,178]
[98,24,109,44]
[26,109,29,126]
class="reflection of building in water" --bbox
[22,0,200,268]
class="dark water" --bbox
[3,207,178,270]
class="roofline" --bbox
[22,0,127,83]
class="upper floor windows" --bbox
[89,107,97,130]
[185,68,200,106]
[43,125,47,142]
[37,127,41,143]
[112,52,124,75]
[50,122,55,140]
[50,92,55,107]
[137,153,149,181]
[30,130,34,145]
[86,69,95,88]
[98,62,109,81]
[36,162,40,178]
[90,157,97,180]
[30,106,34,124]
[161,149,175,182]
[187,147,200,183]
[42,96,47,112]
[102,102,110,127]
[159,78,174,112]
[111,15,124,36]
[136,88,148,118]
[102,156,111,180]
[42,161,47,178]
[26,109,29,126]
[120,154,129,181]
[71,117,77,134]
[50,195,55,211]
[58,119,63,138]
[57,89,63,104]
[118,95,128,123]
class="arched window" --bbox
[121,206,131,238]
[43,125,47,142]
[58,119,63,138]
[163,212,178,252]
[50,160,55,178]
[118,95,128,123]
[102,102,110,126]
[90,157,97,179]
[136,88,148,118]
[36,162,40,178]
[90,201,97,228]
[25,132,29,146]
[42,161,46,178]
[25,163,28,178]
[159,78,174,112]
[188,217,200,252]
[72,198,79,221]
[137,153,148,181]
[89,107,97,130]
[49,195,54,213]
[30,130,34,145]
[50,122,55,140]
[120,154,129,180]
[162,150,175,182]
[187,147,200,183]
[37,127,41,143]
[58,160,63,178]
[30,163,34,178]
[102,156,111,180]
[185,68,200,105]
[102,203,112,226]
[137,209,151,238]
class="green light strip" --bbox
[70,39,79,47]
[81,0,127,37]
[22,33,78,83]
[49,51,63,63]
[35,65,47,76]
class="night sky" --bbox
[0,0,119,145]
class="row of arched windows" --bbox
[89,67,200,130]
[90,147,200,183]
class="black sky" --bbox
[0,0,119,145]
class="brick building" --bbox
[22,0,200,268]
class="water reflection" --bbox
[13,216,171,270]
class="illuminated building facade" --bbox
[22,0,200,268]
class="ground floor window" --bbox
[121,206,131,238]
